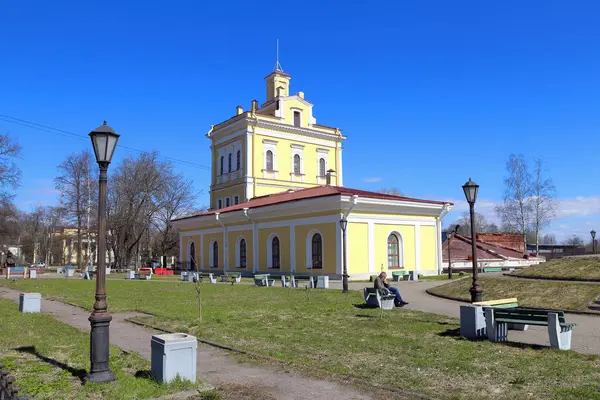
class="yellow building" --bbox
[173,67,453,279]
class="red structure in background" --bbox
[476,233,525,254]
[154,267,174,275]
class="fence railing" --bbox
[0,363,29,400]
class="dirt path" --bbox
[0,287,414,400]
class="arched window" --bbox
[239,238,247,268]
[228,153,232,173]
[387,233,402,269]
[266,150,274,171]
[311,233,322,269]
[189,242,196,270]
[236,150,241,171]
[212,241,219,268]
[293,154,301,175]
[319,158,326,177]
[220,156,224,175]
[271,237,280,268]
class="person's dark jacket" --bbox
[374,276,390,294]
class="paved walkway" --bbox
[329,279,600,355]
[0,287,409,400]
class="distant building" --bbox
[525,243,585,260]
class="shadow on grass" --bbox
[134,370,157,381]
[15,345,87,384]
[435,330,550,350]
[352,304,377,310]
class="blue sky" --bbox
[2,1,600,241]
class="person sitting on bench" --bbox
[374,272,408,307]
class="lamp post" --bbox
[591,230,596,254]
[462,178,482,303]
[447,224,459,279]
[339,218,349,293]
[87,121,119,383]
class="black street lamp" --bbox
[339,218,349,293]
[591,230,596,254]
[87,121,119,383]
[447,224,460,279]
[462,178,482,303]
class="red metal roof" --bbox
[442,234,526,261]
[173,185,452,222]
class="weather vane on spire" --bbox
[274,39,284,72]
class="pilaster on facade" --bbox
[368,221,375,274]
[200,233,204,270]
[414,223,421,272]
[290,223,296,272]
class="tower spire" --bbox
[274,39,284,72]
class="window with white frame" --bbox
[228,153,232,173]
[316,149,329,178]
[234,196,239,205]
[267,234,281,269]
[209,240,219,268]
[225,198,230,207]
[293,154,301,175]
[236,150,241,171]
[387,232,403,269]
[220,156,224,175]
[217,199,222,209]
[319,158,326,177]
[266,150,274,171]
[306,230,323,269]
[293,110,301,127]
[263,140,277,174]
[236,236,247,268]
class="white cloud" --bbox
[362,177,382,183]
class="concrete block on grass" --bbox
[460,305,487,339]
[151,333,197,383]
[19,293,41,313]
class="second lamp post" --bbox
[462,178,482,303]
[340,218,349,293]
[591,230,596,254]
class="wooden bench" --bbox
[254,274,275,287]
[290,274,317,288]
[392,271,409,281]
[472,297,526,331]
[363,288,395,309]
[485,308,577,350]
[135,270,151,280]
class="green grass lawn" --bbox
[3,279,600,399]
[512,257,600,280]
[428,276,600,311]
[0,299,200,400]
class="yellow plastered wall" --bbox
[282,98,311,127]
[211,185,246,209]
[228,230,253,270]
[347,222,369,274]
[257,226,290,272]
[210,134,247,207]
[252,132,339,197]
[294,222,337,274]
[420,225,437,271]
[203,232,224,269]
[374,224,416,273]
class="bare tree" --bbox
[0,134,22,190]
[451,212,497,236]
[378,187,404,196]
[563,235,584,246]
[55,152,97,269]
[531,159,556,254]
[496,154,533,250]
[152,176,201,268]
[541,233,556,244]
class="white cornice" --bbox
[256,119,342,142]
